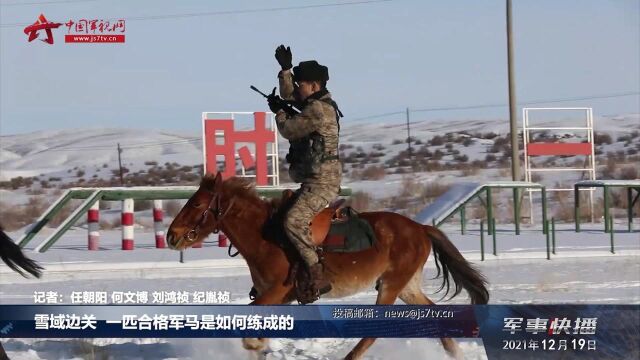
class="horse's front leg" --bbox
[249,283,294,305]
[0,341,8,360]
[242,283,294,357]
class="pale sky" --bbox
[1,0,638,134]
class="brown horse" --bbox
[166,173,489,360]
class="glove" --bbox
[275,44,292,71]
[267,87,283,113]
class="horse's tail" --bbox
[0,227,43,278]
[423,225,489,304]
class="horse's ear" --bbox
[214,172,223,192]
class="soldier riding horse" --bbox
[166,173,489,360]
[264,45,345,305]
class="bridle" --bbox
[181,189,235,247]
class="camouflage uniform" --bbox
[275,68,342,267]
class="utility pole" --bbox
[117,143,124,186]
[406,107,412,158]
[507,0,523,232]
[507,0,520,181]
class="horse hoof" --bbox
[344,352,358,360]
[242,338,266,351]
[446,348,464,360]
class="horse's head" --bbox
[166,172,234,250]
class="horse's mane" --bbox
[200,175,273,208]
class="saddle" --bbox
[256,190,377,304]
[278,189,347,246]
[277,189,376,252]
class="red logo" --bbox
[23,14,62,45]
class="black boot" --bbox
[309,262,332,297]
[297,262,332,304]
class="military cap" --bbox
[293,60,329,82]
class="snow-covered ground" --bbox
[1,222,638,360]
[1,115,638,358]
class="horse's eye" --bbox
[192,202,202,208]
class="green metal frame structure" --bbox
[574,180,640,233]
[18,185,352,253]
[433,182,548,236]
[423,181,550,260]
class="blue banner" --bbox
[0,305,477,338]
[1,305,638,359]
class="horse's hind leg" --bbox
[398,270,463,360]
[242,284,293,358]
[241,338,269,360]
[344,277,407,360]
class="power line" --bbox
[414,90,640,112]
[128,0,392,22]
[0,0,98,6]
[11,90,639,152]
[34,138,201,153]
[119,137,199,148]
[121,139,201,149]
[520,91,639,106]
[0,0,393,27]
[350,91,640,122]
[350,110,404,121]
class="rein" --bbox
[182,190,235,248]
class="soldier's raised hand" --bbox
[275,45,293,71]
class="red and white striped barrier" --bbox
[218,232,228,247]
[87,201,100,250]
[84,198,223,250]
[121,198,134,250]
[153,200,165,248]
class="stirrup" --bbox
[318,283,332,296]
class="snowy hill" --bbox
[0,112,637,220]
[1,114,637,182]
[0,128,202,181]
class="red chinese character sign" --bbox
[203,112,279,186]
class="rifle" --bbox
[250,85,300,116]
